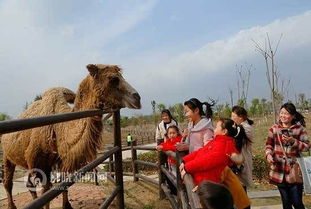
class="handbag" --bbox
[297,156,311,194]
[276,132,303,184]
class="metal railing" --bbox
[0,109,125,209]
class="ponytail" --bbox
[232,105,254,126]
[219,118,251,152]
[184,98,215,119]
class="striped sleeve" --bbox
[265,127,275,157]
[293,126,310,152]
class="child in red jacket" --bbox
[156,125,182,176]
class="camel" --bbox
[1,64,141,209]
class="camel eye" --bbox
[109,77,120,86]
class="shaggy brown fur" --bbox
[1,64,141,209]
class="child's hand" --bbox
[180,168,186,180]
[176,143,189,151]
[192,185,198,192]
[179,163,185,171]
[156,145,163,151]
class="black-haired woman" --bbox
[177,98,214,153]
[231,106,254,191]
[155,109,178,145]
[265,103,310,209]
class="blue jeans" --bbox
[277,184,305,209]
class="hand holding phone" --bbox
[281,129,290,138]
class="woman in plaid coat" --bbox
[265,103,310,209]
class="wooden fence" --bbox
[0,109,125,209]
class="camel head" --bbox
[86,64,141,110]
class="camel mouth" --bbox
[124,93,141,109]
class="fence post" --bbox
[108,146,115,178]
[131,140,139,181]
[113,110,124,209]
[158,151,166,199]
[176,151,190,209]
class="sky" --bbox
[1,0,311,118]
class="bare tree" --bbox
[236,63,253,107]
[229,87,234,107]
[252,33,283,123]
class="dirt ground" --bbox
[1,180,310,209]
[0,181,171,209]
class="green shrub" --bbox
[252,153,269,181]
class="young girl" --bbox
[180,118,250,209]
[177,98,214,153]
[155,109,178,145]
[266,103,309,209]
[156,125,182,176]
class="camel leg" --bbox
[26,173,38,199]
[62,189,73,209]
[3,158,17,209]
[42,168,52,209]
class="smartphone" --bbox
[281,129,290,137]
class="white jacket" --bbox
[155,120,178,142]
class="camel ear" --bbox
[87,64,98,77]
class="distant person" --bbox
[198,181,233,209]
[231,105,254,191]
[127,133,133,146]
[155,109,178,145]
[176,98,214,153]
[265,103,310,209]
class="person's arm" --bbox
[203,128,214,146]
[185,151,227,173]
[291,127,310,152]
[155,123,163,144]
[265,127,275,164]
[182,148,200,163]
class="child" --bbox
[198,180,233,209]
[179,118,250,209]
[156,125,182,176]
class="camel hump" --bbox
[42,87,76,104]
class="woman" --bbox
[177,98,214,153]
[265,103,310,209]
[231,106,254,190]
[155,109,178,145]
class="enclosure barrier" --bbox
[129,140,201,209]
[0,109,125,209]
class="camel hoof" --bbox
[63,202,73,209]
[8,205,17,209]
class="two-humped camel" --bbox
[1,64,141,209]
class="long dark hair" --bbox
[184,98,215,119]
[161,109,176,123]
[232,105,254,125]
[219,118,251,151]
[280,103,306,127]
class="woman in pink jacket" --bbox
[177,98,214,153]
